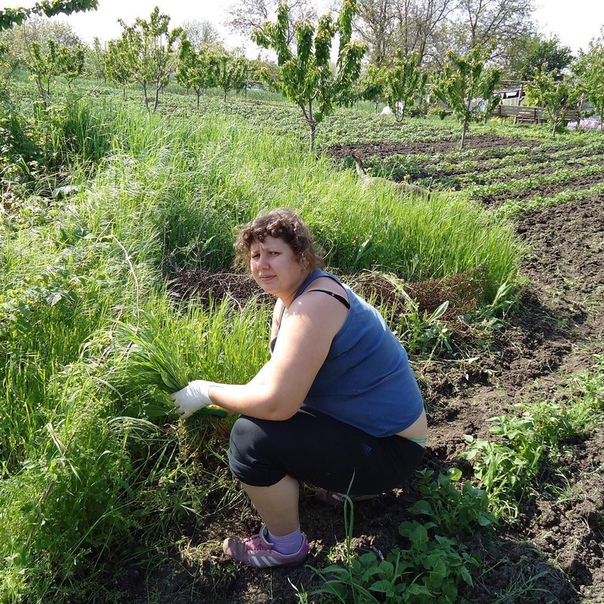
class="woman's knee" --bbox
[229,415,266,452]
[228,416,287,486]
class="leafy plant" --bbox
[409,468,497,537]
[573,36,604,130]
[304,467,494,603]
[525,67,582,137]
[307,519,478,603]
[176,38,220,109]
[382,51,427,122]
[433,44,501,149]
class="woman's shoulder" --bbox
[304,270,346,291]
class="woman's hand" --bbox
[170,380,215,419]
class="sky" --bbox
[2,0,604,57]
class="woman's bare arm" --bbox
[208,290,348,420]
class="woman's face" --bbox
[249,236,308,301]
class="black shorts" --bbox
[227,408,425,495]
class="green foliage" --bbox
[508,33,574,81]
[525,67,582,137]
[396,300,454,359]
[434,44,501,149]
[463,396,594,519]
[0,100,41,191]
[24,38,85,103]
[110,7,183,111]
[357,64,384,108]
[0,80,539,601]
[382,52,427,122]
[253,0,366,151]
[0,390,132,602]
[310,534,477,604]
[573,37,604,125]
[105,35,133,92]
[409,468,497,536]
[84,37,107,81]
[215,52,248,102]
[110,302,271,419]
[307,469,489,603]
[0,92,112,194]
[0,0,98,32]
[176,38,220,108]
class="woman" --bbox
[170,208,427,569]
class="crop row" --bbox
[464,163,604,201]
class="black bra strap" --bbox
[306,288,351,309]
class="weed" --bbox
[306,517,479,604]
[463,395,598,519]
[409,468,497,536]
[304,469,495,603]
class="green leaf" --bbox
[409,499,433,516]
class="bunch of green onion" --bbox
[114,312,228,418]
[115,313,192,394]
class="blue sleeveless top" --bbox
[277,269,424,437]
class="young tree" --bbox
[114,7,183,111]
[357,63,385,112]
[105,36,135,98]
[215,52,249,101]
[434,44,501,149]
[24,39,85,103]
[85,37,107,81]
[0,0,98,31]
[526,67,582,137]
[176,39,220,108]
[382,50,427,121]
[573,37,604,131]
[253,0,367,151]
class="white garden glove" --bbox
[170,380,216,419]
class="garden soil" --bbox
[157,136,603,603]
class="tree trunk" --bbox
[143,82,149,110]
[309,122,317,153]
[460,119,468,149]
[153,83,161,112]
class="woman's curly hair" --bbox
[234,208,324,272]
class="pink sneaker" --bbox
[222,524,309,568]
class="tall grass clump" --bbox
[39,95,115,170]
[71,101,522,305]
[303,175,522,304]
[1,185,272,600]
[70,105,313,272]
